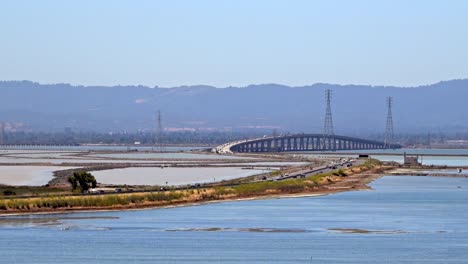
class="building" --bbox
[403,152,420,166]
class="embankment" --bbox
[0,160,390,215]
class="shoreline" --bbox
[388,168,468,178]
[0,192,333,217]
[2,164,467,217]
[0,162,385,216]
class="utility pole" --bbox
[384,96,394,148]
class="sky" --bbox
[1,0,467,88]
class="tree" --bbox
[68,171,97,193]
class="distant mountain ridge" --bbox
[0,79,467,134]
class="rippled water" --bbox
[0,176,466,263]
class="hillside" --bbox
[0,79,467,134]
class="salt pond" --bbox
[305,148,468,155]
[0,150,260,164]
[0,166,76,186]
[87,152,256,160]
[93,167,268,186]
[302,153,468,166]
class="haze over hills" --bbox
[0,79,467,135]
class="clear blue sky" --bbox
[1,0,467,87]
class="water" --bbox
[300,148,468,166]
[373,155,468,166]
[308,148,468,155]
[303,153,468,166]
[0,155,170,164]
[0,176,466,263]
[0,150,80,158]
[89,152,255,160]
[0,166,76,186]
[0,150,257,165]
[0,145,209,152]
[213,162,310,166]
[93,167,269,186]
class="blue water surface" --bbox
[0,176,467,263]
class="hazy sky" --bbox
[1,0,467,87]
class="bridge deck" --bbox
[213,134,400,154]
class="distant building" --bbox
[445,140,468,146]
[403,152,420,166]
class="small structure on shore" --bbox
[403,152,420,166]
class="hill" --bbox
[0,79,467,135]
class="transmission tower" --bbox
[323,89,334,136]
[384,97,394,147]
[155,110,165,152]
[272,128,278,138]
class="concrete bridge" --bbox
[213,134,401,154]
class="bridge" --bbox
[213,90,401,154]
[213,134,401,154]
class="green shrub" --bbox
[3,190,16,196]
[68,171,97,193]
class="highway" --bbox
[270,158,365,181]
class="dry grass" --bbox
[0,160,384,213]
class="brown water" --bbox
[92,167,268,186]
[0,166,76,186]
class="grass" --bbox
[362,158,383,168]
[0,177,325,211]
[0,160,384,213]
[0,191,187,211]
[0,186,66,198]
